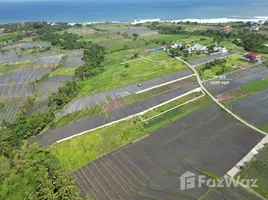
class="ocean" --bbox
[0,0,268,24]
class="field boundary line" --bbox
[138,55,165,63]
[120,57,143,65]
[226,135,268,178]
[191,51,241,68]
[202,62,262,84]
[55,88,201,145]
[139,89,205,122]
[176,56,267,135]
[135,74,195,94]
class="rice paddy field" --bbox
[237,145,268,199]
[50,96,211,172]
[78,51,189,96]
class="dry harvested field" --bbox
[2,42,49,50]
[72,104,263,200]
[63,51,84,68]
[0,51,19,63]
[0,68,50,84]
[205,64,268,95]
[32,81,198,147]
[62,69,193,115]
[229,89,268,128]
[37,75,73,95]
[0,68,50,98]
[109,27,158,36]
[217,88,247,102]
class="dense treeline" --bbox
[233,33,268,53]
[48,81,81,110]
[0,107,81,199]
[39,31,87,50]
[75,44,105,79]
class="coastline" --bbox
[66,16,268,26]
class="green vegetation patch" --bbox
[49,68,76,76]
[241,78,268,93]
[123,85,171,105]
[142,34,187,43]
[8,81,16,85]
[51,104,101,129]
[104,112,109,118]
[224,78,268,105]
[201,170,220,180]
[146,51,171,61]
[50,96,211,172]
[79,58,189,96]
[106,95,112,101]
[261,124,268,132]
[198,58,238,80]
[141,92,201,120]
[145,96,211,132]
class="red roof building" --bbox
[243,52,261,63]
[247,52,260,57]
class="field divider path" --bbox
[202,62,262,84]
[189,50,241,68]
[226,135,268,178]
[138,55,173,63]
[176,57,268,183]
[176,57,267,136]
[55,87,199,144]
[120,58,143,65]
[135,74,195,94]
[138,88,204,122]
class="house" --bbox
[193,44,207,52]
[245,26,261,32]
[171,43,183,49]
[257,20,266,25]
[183,44,207,54]
[222,26,231,33]
[213,46,228,53]
[241,52,261,63]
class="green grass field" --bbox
[49,68,76,76]
[123,85,171,105]
[141,92,201,120]
[198,54,250,80]
[224,78,268,105]
[50,96,211,172]
[0,60,32,75]
[78,54,189,97]
[241,78,268,93]
[146,51,171,61]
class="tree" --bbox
[0,101,4,111]
[169,48,179,58]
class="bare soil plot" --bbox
[217,88,247,102]
[37,75,73,95]
[102,98,125,112]
[64,51,84,68]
